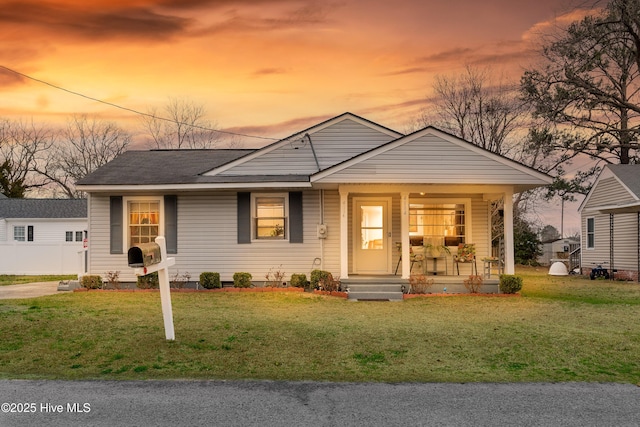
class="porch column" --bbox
[503,189,515,274]
[401,192,411,279]
[339,188,349,279]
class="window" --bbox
[128,200,160,247]
[14,226,25,242]
[66,231,73,242]
[254,194,287,240]
[76,231,83,242]
[409,202,467,246]
[586,217,595,249]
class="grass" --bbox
[0,266,638,383]
[0,275,76,286]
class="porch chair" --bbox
[454,243,477,275]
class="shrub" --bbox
[310,269,332,289]
[170,271,191,289]
[137,272,159,289]
[463,275,483,293]
[264,265,286,287]
[318,273,340,292]
[290,273,307,288]
[80,275,103,290]
[408,274,434,294]
[499,274,523,294]
[233,272,252,288]
[199,272,221,289]
[104,271,121,290]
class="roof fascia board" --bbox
[312,127,553,185]
[77,182,313,192]
[204,113,402,177]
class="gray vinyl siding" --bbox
[88,191,324,283]
[317,135,547,185]
[583,177,635,210]
[581,175,639,272]
[320,190,341,275]
[218,119,397,176]
[582,213,639,271]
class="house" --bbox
[0,198,87,275]
[538,237,580,266]
[76,113,552,292]
[578,164,640,281]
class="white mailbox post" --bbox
[128,236,176,341]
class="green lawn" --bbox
[0,266,639,383]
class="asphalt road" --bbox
[0,380,639,426]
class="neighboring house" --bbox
[76,112,552,285]
[0,198,88,275]
[579,164,640,281]
[538,237,580,266]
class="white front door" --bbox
[353,198,391,274]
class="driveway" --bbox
[0,282,64,299]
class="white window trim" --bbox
[251,192,289,242]
[122,196,164,252]
[13,225,26,242]
[408,197,473,247]
[586,216,595,250]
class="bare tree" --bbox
[417,66,527,157]
[0,119,55,198]
[43,115,131,198]
[140,98,219,149]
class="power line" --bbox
[0,65,279,141]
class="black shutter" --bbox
[27,225,34,242]
[237,192,251,244]
[289,191,303,243]
[110,196,123,254]
[165,195,178,254]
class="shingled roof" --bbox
[0,199,87,219]
[76,149,256,186]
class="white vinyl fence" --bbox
[0,242,84,275]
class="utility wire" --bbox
[0,65,279,141]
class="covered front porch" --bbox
[334,184,515,280]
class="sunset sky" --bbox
[0,0,602,232]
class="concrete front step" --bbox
[348,291,404,301]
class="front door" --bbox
[353,198,391,274]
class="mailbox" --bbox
[128,242,162,268]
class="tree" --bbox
[140,98,219,149]
[417,66,527,157]
[43,115,131,198]
[540,224,561,243]
[514,215,542,265]
[521,0,640,167]
[0,119,54,197]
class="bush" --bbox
[463,275,483,293]
[199,272,221,289]
[233,272,252,288]
[408,274,434,294]
[80,275,103,290]
[264,265,285,287]
[499,274,523,294]
[290,273,307,288]
[137,272,159,289]
[310,269,332,289]
[104,271,121,290]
